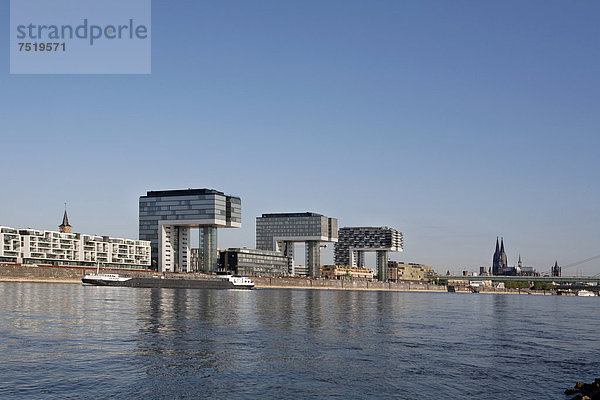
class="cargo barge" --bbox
[82,273,254,289]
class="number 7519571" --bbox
[18,42,66,51]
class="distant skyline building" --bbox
[492,237,508,275]
[334,227,403,282]
[256,212,338,278]
[139,188,241,273]
[491,239,539,276]
[552,261,562,277]
[516,254,536,276]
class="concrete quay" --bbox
[0,264,158,284]
[0,264,557,295]
[0,264,446,292]
[0,264,87,284]
[253,276,447,292]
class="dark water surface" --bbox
[0,283,597,399]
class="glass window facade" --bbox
[139,188,241,272]
[219,248,289,277]
[334,227,404,282]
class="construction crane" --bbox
[319,244,328,273]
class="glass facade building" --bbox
[219,248,289,277]
[139,188,241,273]
[255,212,338,278]
[334,227,404,282]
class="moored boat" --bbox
[81,273,254,289]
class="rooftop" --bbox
[143,188,237,198]
[339,226,396,231]
[59,209,71,227]
[260,212,324,218]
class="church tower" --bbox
[552,261,562,277]
[492,237,501,275]
[500,238,508,273]
[492,237,508,275]
[59,207,72,234]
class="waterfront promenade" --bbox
[0,264,574,295]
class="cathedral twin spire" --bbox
[492,237,508,275]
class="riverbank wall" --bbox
[0,264,447,292]
[0,264,85,284]
[0,264,556,295]
[253,276,447,292]
[0,264,155,284]
[0,265,446,292]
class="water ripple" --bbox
[0,283,598,399]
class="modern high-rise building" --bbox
[139,188,241,273]
[256,212,338,278]
[334,227,403,282]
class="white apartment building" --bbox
[0,225,151,269]
[0,226,21,261]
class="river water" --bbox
[0,282,597,399]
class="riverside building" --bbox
[0,211,150,269]
[189,248,203,272]
[0,226,20,263]
[256,212,338,278]
[292,265,308,277]
[139,188,241,273]
[334,227,403,281]
[322,265,374,280]
[219,248,289,277]
[387,261,435,281]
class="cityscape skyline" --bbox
[0,189,593,276]
[1,1,598,274]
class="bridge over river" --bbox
[441,275,600,284]
[442,254,600,284]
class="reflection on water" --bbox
[0,283,599,399]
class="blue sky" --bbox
[1,0,599,274]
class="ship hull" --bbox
[82,276,253,289]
